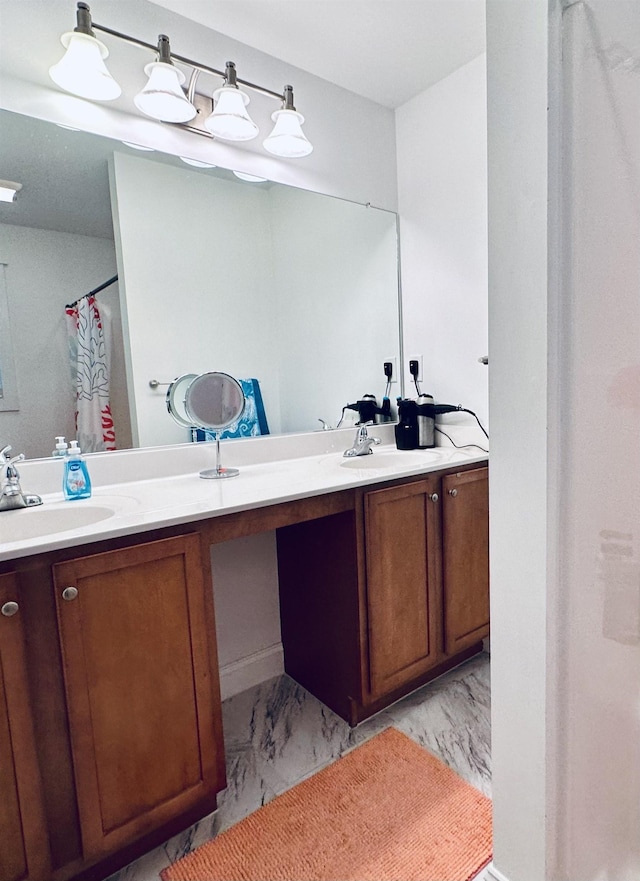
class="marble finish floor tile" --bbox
[107,652,491,881]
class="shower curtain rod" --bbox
[66,274,118,309]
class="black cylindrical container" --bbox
[357,394,379,424]
[416,394,435,448]
[395,399,418,450]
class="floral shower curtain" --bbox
[65,294,116,452]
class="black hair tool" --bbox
[344,394,390,424]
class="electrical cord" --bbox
[336,405,348,429]
[432,404,489,440]
[457,407,489,440]
[435,426,489,454]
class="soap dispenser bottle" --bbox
[63,441,92,500]
[52,436,68,457]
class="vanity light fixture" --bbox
[133,35,197,123]
[121,141,155,151]
[263,86,313,157]
[48,2,121,100]
[49,3,314,158]
[204,62,258,142]
[0,181,22,203]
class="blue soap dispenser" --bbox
[63,441,92,500]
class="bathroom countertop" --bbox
[0,442,488,562]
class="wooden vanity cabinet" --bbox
[441,468,490,654]
[0,573,50,881]
[1,529,226,881]
[277,463,489,725]
[53,533,225,866]
[363,474,442,701]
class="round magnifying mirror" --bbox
[184,372,246,479]
[165,373,198,428]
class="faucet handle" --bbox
[0,445,11,462]
[3,451,24,479]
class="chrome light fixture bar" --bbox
[49,2,313,157]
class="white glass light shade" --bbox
[134,62,196,123]
[232,171,267,182]
[0,181,21,203]
[49,32,121,101]
[180,157,217,168]
[204,86,258,141]
[263,109,313,158]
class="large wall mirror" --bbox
[0,109,402,458]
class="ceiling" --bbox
[148,0,486,109]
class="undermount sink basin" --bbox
[339,448,438,469]
[1,496,135,544]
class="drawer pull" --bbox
[429,493,439,503]
[448,488,458,497]
[1,601,19,617]
[62,586,79,602]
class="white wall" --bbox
[211,532,283,700]
[111,152,401,445]
[110,152,279,447]
[0,224,130,458]
[556,2,640,878]
[486,1,562,879]
[270,186,400,431]
[396,53,488,441]
[488,2,640,879]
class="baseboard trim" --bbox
[486,862,512,881]
[219,643,284,699]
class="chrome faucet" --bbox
[343,422,382,457]
[0,446,42,510]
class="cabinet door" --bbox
[53,534,224,862]
[442,467,490,654]
[364,477,441,700]
[0,573,50,881]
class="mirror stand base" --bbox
[199,467,240,479]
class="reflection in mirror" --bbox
[165,373,198,429]
[0,109,402,459]
[175,371,245,480]
[185,373,246,432]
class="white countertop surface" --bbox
[0,430,488,562]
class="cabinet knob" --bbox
[1,601,19,617]
[429,492,439,503]
[62,586,79,602]
[448,488,458,497]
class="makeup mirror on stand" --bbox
[166,371,246,478]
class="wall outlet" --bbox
[408,355,423,382]
[383,357,397,383]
